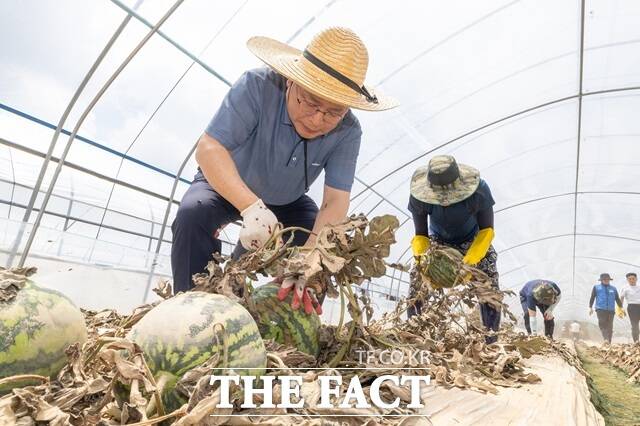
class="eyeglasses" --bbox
[292,84,347,124]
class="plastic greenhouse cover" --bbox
[0,0,639,323]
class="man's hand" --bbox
[589,308,594,316]
[239,199,278,250]
[277,276,322,315]
[544,311,554,321]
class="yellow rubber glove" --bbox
[411,235,430,260]
[463,228,495,265]
[615,305,626,318]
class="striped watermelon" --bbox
[126,291,266,410]
[0,282,87,393]
[250,283,321,357]
[423,246,464,288]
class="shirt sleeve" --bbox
[204,70,262,151]
[519,285,526,303]
[323,124,362,192]
[477,180,496,211]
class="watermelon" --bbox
[126,291,266,410]
[250,283,321,357]
[0,281,88,393]
[422,246,464,288]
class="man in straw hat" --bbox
[519,279,562,338]
[589,273,624,344]
[171,28,397,313]
[408,155,500,342]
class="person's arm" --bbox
[589,286,596,308]
[463,206,495,265]
[545,293,562,319]
[304,185,350,246]
[615,288,623,308]
[195,133,257,212]
[527,296,538,334]
[409,196,431,259]
[412,210,429,236]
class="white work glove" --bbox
[530,316,538,335]
[239,199,278,250]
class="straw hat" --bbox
[247,27,397,111]
[410,155,480,206]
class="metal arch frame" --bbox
[96,0,248,262]
[17,0,186,268]
[350,85,640,204]
[109,0,231,87]
[6,7,136,268]
[570,0,587,297]
[501,255,640,292]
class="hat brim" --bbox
[247,36,398,112]
[410,163,480,206]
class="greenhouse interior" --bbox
[1,0,640,425]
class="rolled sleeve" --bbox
[204,70,262,151]
[324,126,362,192]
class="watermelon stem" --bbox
[328,283,361,367]
[0,374,48,388]
[126,405,187,426]
[142,360,167,418]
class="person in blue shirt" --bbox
[589,273,624,343]
[519,280,562,338]
[407,155,499,343]
[170,28,397,313]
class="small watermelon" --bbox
[0,281,88,393]
[126,291,266,411]
[250,282,321,357]
[423,246,464,288]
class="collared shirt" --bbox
[621,284,640,305]
[204,67,362,206]
[408,179,495,244]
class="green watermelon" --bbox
[422,246,464,288]
[126,291,266,411]
[250,283,321,357]
[0,281,88,393]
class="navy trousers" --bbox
[521,301,555,338]
[171,171,318,294]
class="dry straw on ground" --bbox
[0,215,582,425]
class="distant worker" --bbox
[589,273,624,344]
[620,272,640,343]
[408,155,500,343]
[519,279,562,338]
[569,321,581,341]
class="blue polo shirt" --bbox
[408,179,495,244]
[519,279,562,310]
[204,67,362,206]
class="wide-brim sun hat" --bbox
[247,27,398,111]
[533,282,558,305]
[410,155,480,206]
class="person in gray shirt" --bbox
[171,28,397,314]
